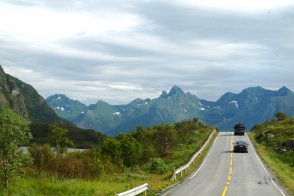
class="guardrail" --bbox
[116,183,150,196]
[116,129,216,195]
[171,129,216,181]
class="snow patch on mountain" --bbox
[213,106,223,110]
[229,100,239,109]
[113,112,121,116]
[55,106,65,111]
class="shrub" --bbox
[148,158,168,174]
[275,112,287,121]
[29,144,54,175]
[50,150,104,178]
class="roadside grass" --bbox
[0,129,217,196]
[167,134,206,167]
[169,131,218,183]
[249,132,294,195]
[0,174,150,196]
[0,162,182,195]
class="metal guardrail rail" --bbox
[171,129,216,181]
[116,183,150,196]
[116,129,216,195]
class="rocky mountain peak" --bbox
[168,85,185,96]
[277,86,291,95]
[128,98,144,106]
[160,90,168,98]
[47,94,68,102]
[241,86,266,94]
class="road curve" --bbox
[161,132,286,196]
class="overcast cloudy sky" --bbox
[1,0,294,104]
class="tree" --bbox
[275,112,287,121]
[192,118,199,125]
[120,135,142,167]
[131,125,146,142]
[0,107,32,187]
[49,125,73,156]
[101,137,122,167]
[29,144,54,175]
[155,124,177,155]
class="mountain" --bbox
[46,94,87,121]
[202,86,294,130]
[51,85,205,135]
[111,86,203,135]
[0,65,67,124]
[47,85,294,135]
[72,100,123,133]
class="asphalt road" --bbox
[161,132,287,196]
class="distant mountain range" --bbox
[1,63,293,136]
[0,65,67,124]
[46,85,294,135]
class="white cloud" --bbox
[1,0,294,104]
[170,0,294,12]
[108,84,143,91]
[0,1,140,42]
[2,65,156,104]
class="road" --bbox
[161,132,286,196]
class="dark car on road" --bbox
[233,141,248,153]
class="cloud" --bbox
[170,0,294,12]
[0,0,294,104]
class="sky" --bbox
[1,0,294,105]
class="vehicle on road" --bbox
[234,123,245,136]
[233,141,248,153]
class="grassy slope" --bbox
[0,129,217,195]
[249,118,294,195]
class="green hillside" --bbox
[249,115,294,194]
[9,75,68,124]
[0,65,68,125]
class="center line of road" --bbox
[221,136,234,196]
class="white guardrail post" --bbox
[116,183,150,196]
[170,129,216,181]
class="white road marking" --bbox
[254,153,286,196]
[189,133,219,179]
[249,135,286,196]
